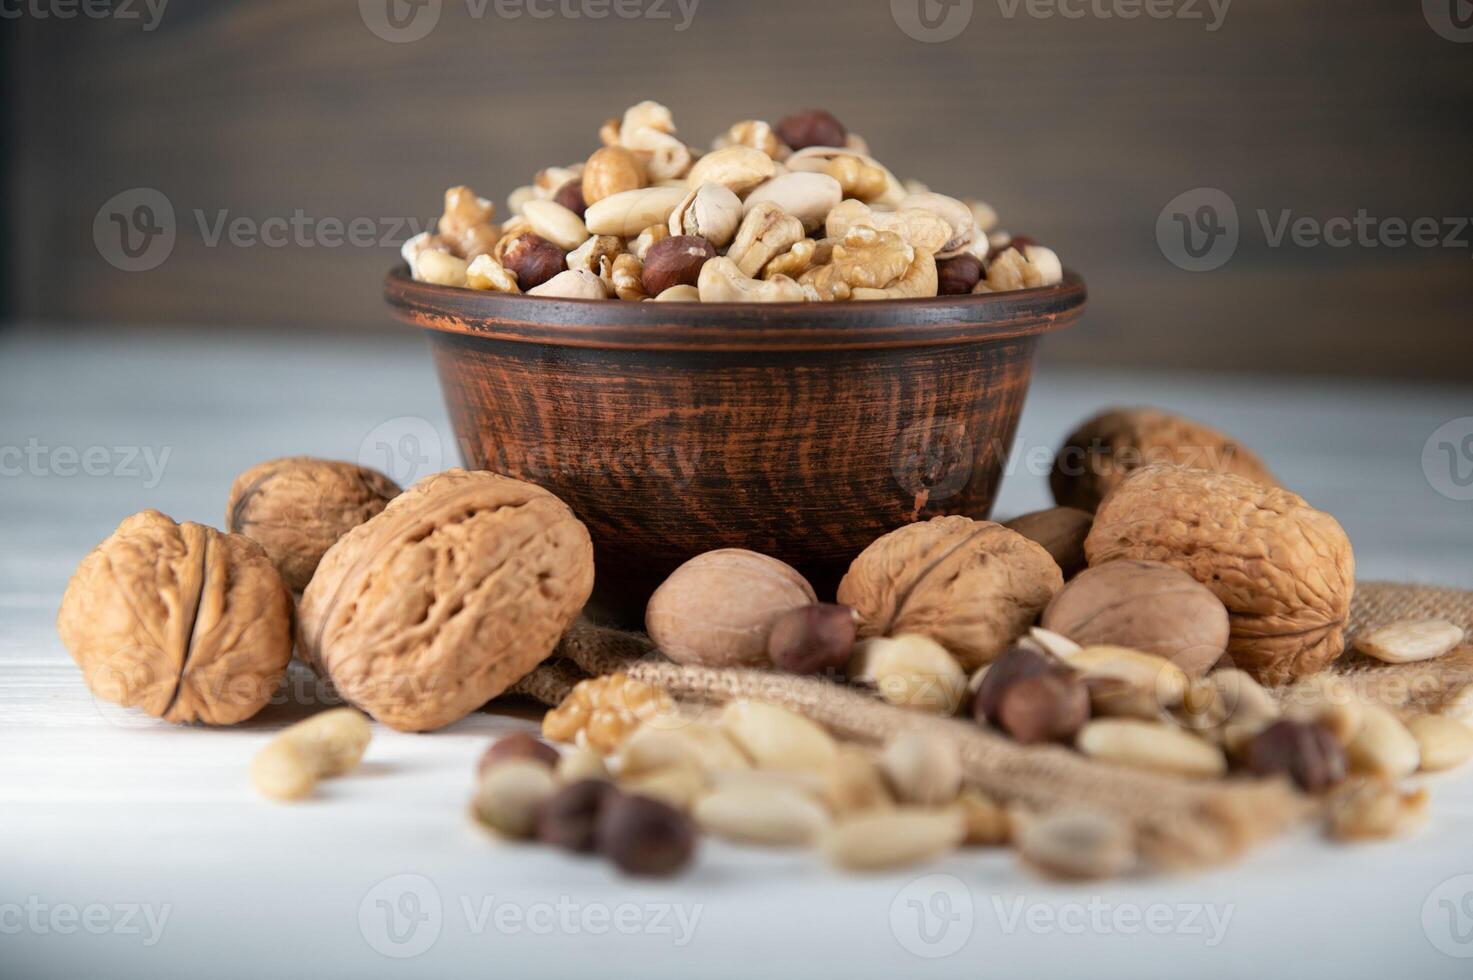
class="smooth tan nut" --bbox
[506,185,537,217]
[521,199,590,252]
[415,249,469,286]
[1407,714,1473,771]
[719,700,839,773]
[528,269,607,299]
[686,145,776,195]
[965,198,999,233]
[1328,781,1429,841]
[1346,705,1420,779]
[1052,407,1277,514]
[847,635,967,714]
[697,257,806,303]
[823,746,894,815]
[825,199,952,253]
[582,146,648,206]
[896,192,975,257]
[822,154,889,202]
[787,145,906,205]
[252,708,372,802]
[1025,627,1083,661]
[466,254,522,293]
[1282,674,1364,744]
[838,517,1064,672]
[619,722,751,777]
[878,733,962,807]
[556,748,610,783]
[622,766,706,811]
[694,785,830,846]
[726,203,807,278]
[1353,620,1465,664]
[472,760,558,838]
[975,246,1059,292]
[653,284,700,302]
[226,457,400,592]
[1042,561,1230,677]
[59,511,294,726]
[1202,667,1281,753]
[669,182,743,249]
[585,187,688,238]
[401,231,452,279]
[1076,719,1228,778]
[646,549,816,667]
[710,767,828,800]
[1086,465,1355,686]
[743,173,843,234]
[620,100,675,136]
[1005,508,1093,578]
[956,790,1011,846]
[820,808,966,871]
[1059,645,1190,708]
[1023,245,1064,286]
[1015,809,1135,880]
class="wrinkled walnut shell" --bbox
[298,469,594,732]
[837,516,1064,671]
[1052,407,1277,512]
[57,510,293,725]
[226,457,399,592]
[1041,559,1230,677]
[1085,465,1355,685]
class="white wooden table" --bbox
[3,326,1472,980]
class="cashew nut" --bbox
[527,269,608,299]
[697,257,805,303]
[465,254,521,293]
[252,708,372,802]
[686,145,777,196]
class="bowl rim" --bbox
[384,263,1086,352]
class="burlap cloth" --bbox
[509,581,1473,872]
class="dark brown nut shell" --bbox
[501,233,568,291]
[478,732,560,775]
[936,254,984,296]
[767,604,857,675]
[972,644,1068,727]
[1085,465,1355,686]
[997,672,1090,745]
[553,179,587,219]
[57,510,293,725]
[837,516,1064,671]
[538,779,622,853]
[1051,407,1277,513]
[641,235,717,295]
[298,469,594,732]
[1004,507,1093,579]
[597,793,697,877]
[1244,720,1347,793]
[776,109,847,152]
[1041,559,1230,677]
[226,457,399,592]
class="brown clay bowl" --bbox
[385,265,1086,623]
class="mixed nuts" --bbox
[403,102,1064,302]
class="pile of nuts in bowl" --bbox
[402,101,1063,302]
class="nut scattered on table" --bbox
[847,634,968,714]
[252,708,373,802]
[226,457,399,592]
[1352,619,1466,664]
[58,510,294,726]
[1242,720,1347,793]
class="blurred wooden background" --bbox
[5,0,1471,378]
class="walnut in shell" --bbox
[57,510,293,725]
[837,516,1064,671]
[226,457,400,591]
[297,469,594,732]
[1084,465,1355,685]
[1051,407,1276,512]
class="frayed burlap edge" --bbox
[506,580,1473,872]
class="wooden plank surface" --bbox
[7,0,1473,377]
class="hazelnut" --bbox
[996,672,1090,744]
[1040,560,1231,677]
[1004,507,1092,579]
[776,109,847,151]
[582,145,648,206]
[499,233,567,291]
[596,793,698,877]
[477,732,560,776]
[646,549,817,668]
[472,760,558,839]
[767,604,857,675]
[936,254,984,295]
[971,645,1066,728]
[641,235,717,296]
[537,779,620,853]
[552,178,587,218]
[1243,720,1347,793]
